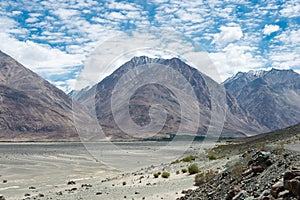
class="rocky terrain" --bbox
[179,123,300,200]
[223,69,300,132]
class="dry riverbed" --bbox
[0,141,235,200]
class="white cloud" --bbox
[280,2,300,18]
[209,44,266,81]
[213,25,243,46]
[0,32,83,76]
[263,24,280,35]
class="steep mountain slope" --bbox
[73,56,266,139]
[224,69,300,131]
[0,51,90,141]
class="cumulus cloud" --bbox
[263,24,280,35]
[213,25,243,46]
[209,44,266,81]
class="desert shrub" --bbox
[182,155,198,162]
[176,170,180,175]
[273,141,285,155]
[153,173,159,178]
[232,164,244,181]
[207,151,217,160]
[161,172,170,178]
[181,168,188,173]
[194,170,219,186]
[171,159,181,164]
[157,172,161,175]
[188,164,200,175]
[122,181,126,186]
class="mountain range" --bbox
[0,51,94,141]
[0,51,300,140]
[223,68,300,131]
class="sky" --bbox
[0,0,300,92]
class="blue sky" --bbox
[0,0,299,92]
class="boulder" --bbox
[270,180,284,198]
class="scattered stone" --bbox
[232,190,249,200]
[81,184,92,188]
[270,180,284,198]
[226,185,241,200]
[67,180,76,185]
[278,190,290,198]
[38,193,45,197]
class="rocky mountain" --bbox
[0,51,92,141]
[223,69,300,131]
[73,56,266,139]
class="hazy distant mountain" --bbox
[0,51,92,141]
[73,56,266,139]
[224,68,300,131]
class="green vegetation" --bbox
[182,155,198,162]
[194,170,219,186]
[232,164,245,181]
[188,164,200,175]
[181,168,188,173]
[176,170,180,175]
[153,173,160,178]
[171,159,181,164]
[273,141,285,155]
[161,172,170,178]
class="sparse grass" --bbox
[194,170,219,186]
[171,159,181,164]
[182,155,198,162]
[232,163,245,182]
[188,164,200,175]
[273,141,285,155]
[161,172,170,178]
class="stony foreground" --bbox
[179,147,300,200]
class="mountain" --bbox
[73,56,267,139]
[223,68,300,131]
[0,51,92,141]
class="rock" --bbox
[242,169,252,177]
[252,165,265,173]
[67,180,76,185]
[278,190,290,198]
[0,194,5,200]
[81,184,92,188]
[226,185,241,200]
[284,167,300,196]
[258,190,270,200]
[270,180,284,198]
[38,193,45,197]
[287,176,300,196]
[232,190,249,200]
